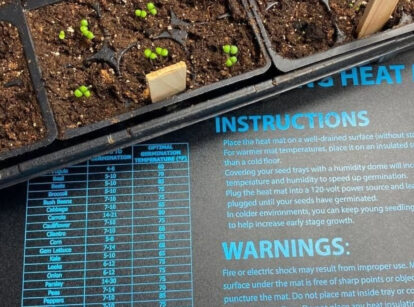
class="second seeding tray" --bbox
[1,0,414,187]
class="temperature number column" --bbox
[132,144,194,307]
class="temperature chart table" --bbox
[21,143,193,307]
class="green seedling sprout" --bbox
[147,2,157,15]
[144,48,158,60]
[144,48,152,58]
[80,25,88,34]
[135,9,147,18]
[225,56,238,67]
[135,3,156,20]
[79,19,95,40]
[155,47,169,57]
[230,45,238,55]
[80,19,88,27]
[223,44,238,55]
[74,89,83,98]
[145,47,168,61]
[223,44,239,68]
[73,85,91,98]
[161,49,168,57]
[222,45,231,54]
[85,31,95,40]
[59,30,65,40]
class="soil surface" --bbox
[330,0,414,42]
[256,0,336,58]
[0,0,12,6]
[26,0,266,137]
[257,0,414,59]
[0,22,46,154]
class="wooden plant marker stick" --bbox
[146,61,187,103]
[357,0,399,38]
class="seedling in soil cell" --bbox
[144,48,158,60]
[79,19,95,40]
[225,56,238,67]
[135,9,147,18]
[74,85,92,98]
[59,30,65,40]
[155,47,169,57]
[223,44,239,67]
[144,47,168,60]
[147,2,157,16]
[223,44,238,55]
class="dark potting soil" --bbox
[0,0,12,6]
[0,22,46,153]
[26,0,266,137]
[257,0,414,59]
[256,0,336,59]
[330,0,414,43]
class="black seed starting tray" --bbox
[1,0,414,188]
[22,0,271,140]
[249,0,414,72]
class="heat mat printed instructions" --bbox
[21,143,194,307]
